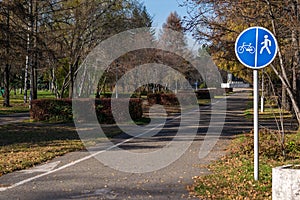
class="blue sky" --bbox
[141,1,188,28]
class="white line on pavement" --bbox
[0,104,212,192]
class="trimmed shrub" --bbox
[99,98,143,123]
[30,99,73,122]
[147,93,196,106]
[31,98,143,124]
[160,93,179,105]
[176,92,197,105]
[211,88,226,96]
[147,93,161,105]
[100,93,138,98]
[195,90,211,99]
[72,98,96,122]
[100,93,112,98]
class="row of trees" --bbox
[182,0,300,126]
[92,11,204,98]
[1,0,206,106]
[0,0,152,107]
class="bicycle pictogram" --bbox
[238,42,256,54]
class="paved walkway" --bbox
[0,91,253,199]
[0,112,30,126]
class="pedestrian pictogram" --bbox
[260,35,271,54]
[235,26,278,69]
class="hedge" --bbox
[30,99,73,122]
[30,98,143,124]
[160,93,179,105]
[195,90,211,99]
[147,93,162,105]
[147,92,198,105]
[95,98,143,124]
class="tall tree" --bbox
[0,0,27,106]
[158,12,200,87]
[182,0,300,125]
[44,0,153,98]
[0,0,154,104]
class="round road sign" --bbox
[235,26,278,69]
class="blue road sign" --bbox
[235,27,278,69]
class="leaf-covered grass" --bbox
[0,123,84,176]
[0,121,127,177]
[244,107,293,119]
[188,130,300,199]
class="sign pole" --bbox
[235,26,278,181]
[253,69,259,181]
[261,70,264,112]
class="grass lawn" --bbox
[0,90,55,115]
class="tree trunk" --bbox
[24,26,30,103]
[33,0,38,100]
[3,7,10,107]
[297,79,300,107]
[28,0,38,107]
[282,85,290,111]
[50,67,58,96]
[68,63,74,99]
[291,0,300,113]
[3,64,10,107]
[271,64,300,125]
[267,0,300,124]
[24,62,28,103]
[68,57,79,99]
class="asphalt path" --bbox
[0,112,30,126]
[0,90,253,200]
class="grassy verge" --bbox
[188,130,300,199]
[0,99,29,115]
[198,99,211,106]
[244,107,293,119]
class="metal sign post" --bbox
[235,26,278,181]
[253,69,259,180]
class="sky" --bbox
[141,1,200,48]
[141,1,188,28]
